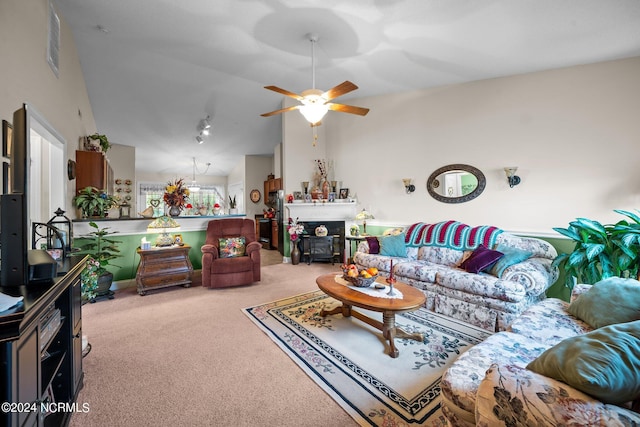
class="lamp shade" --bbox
[147,215,181,246]
[355,209,374,221]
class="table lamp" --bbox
[146,215,180,247]
[355,209,374,235]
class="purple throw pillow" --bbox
[460,245,503,273]
[366,236,380,254]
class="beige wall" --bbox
[0,0,96,213]
[284,56,640,235]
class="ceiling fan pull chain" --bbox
[312,124,318,147]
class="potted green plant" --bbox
[552,209,640,289]
[229,195,238,214]
[86,133,111,152]
[75,221,122,302]
[73,186,118,218]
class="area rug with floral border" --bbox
[243,290,492,426]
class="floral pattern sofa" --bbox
[354,221,558,331]
[441,283,640,426]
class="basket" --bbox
[342,273,378,288]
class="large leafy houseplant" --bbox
[73,186,118,218]
[552,209,640,289]
[74,222,122,301]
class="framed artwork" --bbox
[2,161,9,193]
[173,234,184,246]
[339,188,349,199]
[2,120,12,158]
[293,191,303,200]
[328,192,336,202]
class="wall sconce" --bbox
[504,167,521,188]
[302,181,309,194]
[402,178,415,193]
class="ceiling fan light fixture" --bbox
[299,100,329,125]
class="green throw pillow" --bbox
[218,237,246,258]
[527,320,640,405]
[489,244,532,277]
[568,277,640,328]
[379,233,407,258]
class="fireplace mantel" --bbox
[284,201,357,222]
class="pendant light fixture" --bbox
[188,157,200,192]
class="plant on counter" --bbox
[73,186,119,218]
[163,178,190,212]
[228,195,237,209]
[552,209,640,288]
[86,133,111,152]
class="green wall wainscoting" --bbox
[74,230,207,283]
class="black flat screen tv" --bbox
[1,105,30,286]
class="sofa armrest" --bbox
[356,240,370,254]
[246,241,261,255]
[201,244,219,260]
[501,257,559,296]
[476,364,640,426]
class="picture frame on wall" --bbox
[339,188,349,199]
[2,120,12,158]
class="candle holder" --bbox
[302,181,309,194]
[386,260,397,296]
[331,180,337,193]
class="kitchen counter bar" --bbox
[72,214,246,236]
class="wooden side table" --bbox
[136,244,193,296]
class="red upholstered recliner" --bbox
[201,218,261,288]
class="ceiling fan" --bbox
[261,33,369,127]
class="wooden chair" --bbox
[201,218,261,288]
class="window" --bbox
[138,182,226,216]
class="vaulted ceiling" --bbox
[53,0,640,176]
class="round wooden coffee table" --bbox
[316,273,426,358]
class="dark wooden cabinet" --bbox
[135,245,193,296]
[263,177,282,201]
[0,256,85,427]
[75,150,113,194]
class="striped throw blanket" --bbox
[404,221,503,250]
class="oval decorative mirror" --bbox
[427,164,486,203]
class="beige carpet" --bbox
[70,262,357,427]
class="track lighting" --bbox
[197,115,211,136]
[504,167,521,188]
[195,135,204,144]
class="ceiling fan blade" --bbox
[264,85,304,101]
[260,105,300,117]
[327,103,370,116]
[322,81,358,101]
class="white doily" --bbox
[333,275,404,299]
